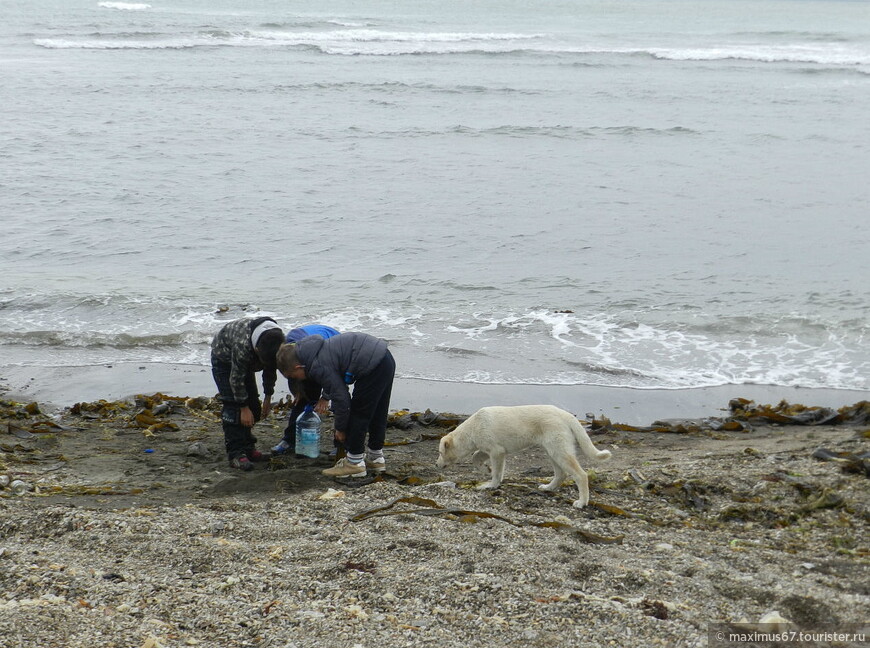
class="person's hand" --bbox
[334,429,346,444]
[262,395,272,419]
[240,406,254,428]
[314,398,330,416]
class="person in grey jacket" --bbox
[272,323,341,456]
[211,316,284,470]
[276,332,395,478]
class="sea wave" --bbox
[247,29,542,43]
[642,44,869,66]
[0,330,210,349]
[451,125,700,139]
[32,28,545,53]
[97,2,151,10]
[259,20,374,30]
[30,26,869,69]
[242,28,546,56]
[439,309,870,391]
[0,294,866,392]
[33,38,203,50]
[292,124,700,140]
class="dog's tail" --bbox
[571,418,612,461]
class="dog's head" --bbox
[436,431,464,468]
[436,423,474,468]
[436,433,454,468]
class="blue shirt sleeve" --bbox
[286,325,340,343]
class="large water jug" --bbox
[295,405,321,459]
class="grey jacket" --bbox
[293,332,389,431]
[210,317,278,403]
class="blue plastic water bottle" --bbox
[295,405,321,459]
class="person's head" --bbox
[276,343,306,380]
[255,328,284,370]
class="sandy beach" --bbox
[1,373,868,648]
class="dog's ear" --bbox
[443,438,451,449]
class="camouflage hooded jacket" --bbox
[210,317,279,403]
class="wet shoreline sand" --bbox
[2,361,868,425]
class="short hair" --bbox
[276,343,302,374]
[255,328,284,369]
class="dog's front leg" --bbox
[477,450,506,489]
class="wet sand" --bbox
[2,361,867,425]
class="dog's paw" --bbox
[572,499,589,509]
[538,483,557,492]
[476,482,497,490]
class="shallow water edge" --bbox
[2,362,867,426]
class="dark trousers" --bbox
[346,350,395,456]
[211,359,260,460]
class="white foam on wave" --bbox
[34,38,202,50]
[287,34,868,63]
[98,2,151,10]
[318,307,424,340]
[1,293,866,392]
[31,23,868,66]
[243,28,544,55]
[248,29,540,43]
[441,308,869,391]
[326,20,372,28]
[644,44,870,66]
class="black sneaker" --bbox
[229,456,254,471]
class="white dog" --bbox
[436,405,611,508]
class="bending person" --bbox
[272,323,340,455]
[210,317,283,470]
[277,332,394,477]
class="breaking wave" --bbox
[97,2,151,10]
[5,292,865,391]
[31,30,868,75]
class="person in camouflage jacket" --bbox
[210,316,284,470]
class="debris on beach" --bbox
[350,495,624,544]
[388,409,468,431]
[1,394,867,647]
[585,399,870,434]
[728,398,870,426]
[811,447,870,477]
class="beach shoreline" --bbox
[1,385,867,647]
[1,361,868,424]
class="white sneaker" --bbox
[322,458,367,478]
[271,439,291,454]
[368,456,386,473]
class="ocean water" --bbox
[1,0,869,398]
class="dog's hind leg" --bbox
[549,451,590,508]
[476,449,506,489]
[539,462,566,492]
